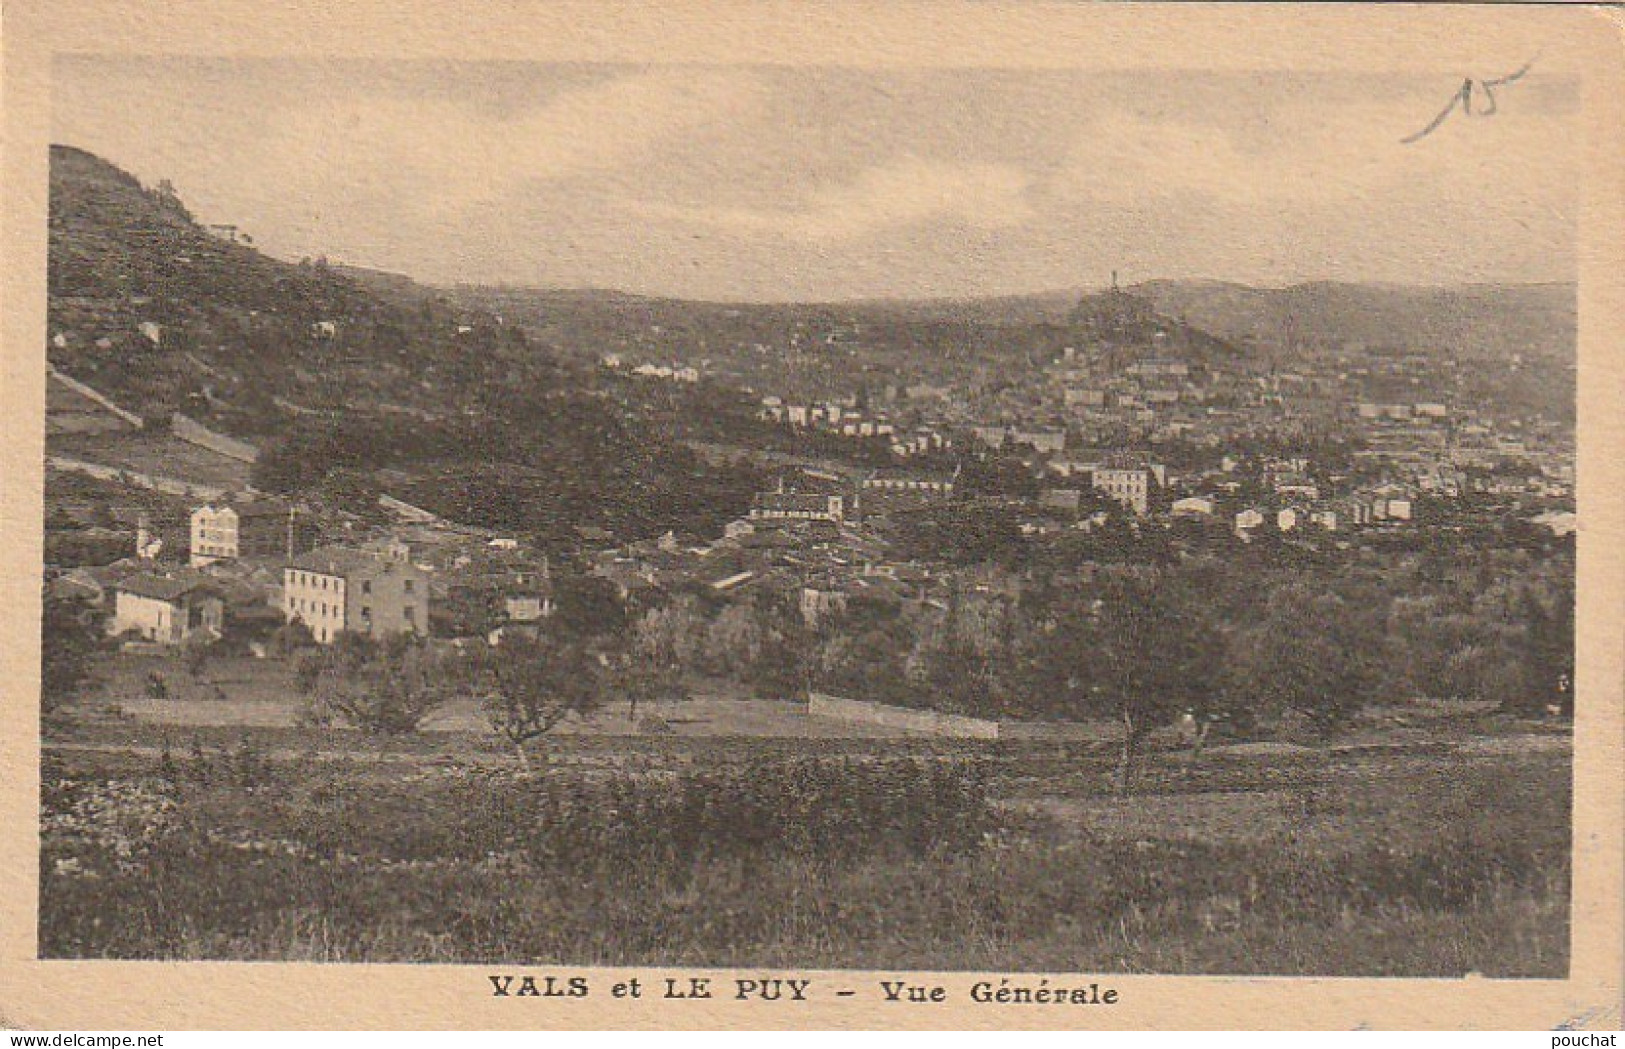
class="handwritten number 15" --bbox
[1401,57,1537,145]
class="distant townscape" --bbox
[39,143,1575,973]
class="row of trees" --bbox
[293,627,680,766]
[291,583,816,762]
[614,549,1574,791]
[44,541,1573,791]
[817,571,1392,791]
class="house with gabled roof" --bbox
[108,570,224,645]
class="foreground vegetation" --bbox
[40,740,1569,975]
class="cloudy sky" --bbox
[52,57,1579,300]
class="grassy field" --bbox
[39,701,1571,974]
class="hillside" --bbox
[451,275,1573,425]
[49,146,382,328]
[44,145,763,546]
[1127,279,1576,424]
[449,281,1244,400]
[48,146,428,432]
[454,277,1574,363]
[1129,279,1576,364]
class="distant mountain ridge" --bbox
[448,276,1575,364]
[50,138,1571,424]
[1129,279,1576,361]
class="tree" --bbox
[1039,573,1223,794]
[308,635,450,738]
[1226,585,1386,738]
[41,595,101,716]
[551,574,627,641]
[702,602,763,677]
[815,620,916,708]
[1514,582,1574,717]
[183,637,217,679]
[1447,642,1529,709]
[608,652,686,725]
[270,619,316,657]
[955,452,1040,500]
[905,597,1017,716]
[744,594,816,700]
[478,634,604,765]
[625,598,705,720]
[293,649,326,695]
[632,596,704,673]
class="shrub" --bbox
[304,636,450,737]
[270,620,315,657]
[184,639,216,679]
[165,755,992,874]
[41,595,103,716]
[292,651,324,695]
[37,749,1569,973]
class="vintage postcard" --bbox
[2,0,1622,1032]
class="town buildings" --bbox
[1090,465,1161,516]
[107,571,223,645]
[190,497,314,566]
[283,544,429,644]
[856,469,956,518]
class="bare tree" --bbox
[313,634,450,739]
[478,634,604,766]
[609,652,686,726]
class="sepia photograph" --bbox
[4,0,1623,1032]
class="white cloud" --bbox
[51,60,1578,292]
[1052,92,1577,215]
[247,68,764,223]
[644,158,1036,243]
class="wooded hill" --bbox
[45,145,762,546]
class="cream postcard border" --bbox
[1,1,1620,1030]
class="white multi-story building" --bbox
[1090,467,1155,516]
[191,498,312,566]
[283,544,428,644]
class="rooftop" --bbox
[196,496,296,519]
[115,570,218,603]
[288,545,405,578]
